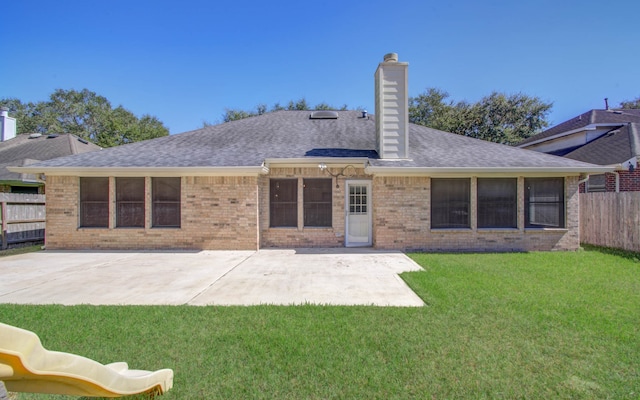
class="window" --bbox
[80,177,109,228]
[116,178,145,228]
[431,178,470,229]
[303,179,332,227]
[152,177,181,227]
[587,174,606,192]
[477,178,517,228]
[270,179,297,227]
[525,178,565,228]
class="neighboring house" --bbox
[517,108,640,192]
[0,108,102,193]
[12,54,610,252]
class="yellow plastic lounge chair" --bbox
[0,322,173,397]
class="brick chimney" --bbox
[374,53,409,159]
[0,107,17,142]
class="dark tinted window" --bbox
[477,178,517,228]
[304,179,332,227]
[80,177,109,228]
[270,179,297,227]
[431,178,470,229]
[525,178,565,228]
[152,177,181,228]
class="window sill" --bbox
[477,228,519,233]
[524,228,568,233]
[430,228,472,233]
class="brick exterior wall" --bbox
[45,173,582,252]
[617,169,640,191]
[44,175,259,250]
[259,167,368,248]
[372,176,581,251]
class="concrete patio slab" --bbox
[0,249,424,307]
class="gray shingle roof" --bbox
[564,123,640,165]
[518,109,640,146]
[26,110,600,171]
[0,133,101,181]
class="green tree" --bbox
[619,96,640,109]
[409,88,552,145]
[0,89,169,147]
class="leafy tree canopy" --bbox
[619,96,640,109]
[409,88,552,145]
[0,89,169,147]
[218,98,350,123]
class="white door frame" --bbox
[345,180,372,247]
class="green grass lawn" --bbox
[1,247,638,399]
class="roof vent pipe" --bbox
[362,110,368,118]
[604,97,609,110]
[383,53,398,62]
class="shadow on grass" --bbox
[582,243,640,262]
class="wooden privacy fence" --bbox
[0,193,46,249]
[580,192,640,253]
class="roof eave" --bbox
[264,157,370,168]
[7,166,270,177]
[364,166,615,177]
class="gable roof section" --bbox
[0,133,101,182]
[13,110,608,176]
[518,109,640,147]
[564,123,640,165]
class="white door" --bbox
[346,181,372,247]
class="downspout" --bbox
[577,173,589,192]
[578,174,589,186]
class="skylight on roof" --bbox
[310,111,338,119]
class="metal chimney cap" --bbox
[383,53,398,62]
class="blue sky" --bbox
[2,0,639,134]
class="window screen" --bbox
[152,177,181,228]
[80,177,109,228]
[431,178,470,228]
[303,179,332,227]
[525,178,565,228]
[477,178,517,228]
[270,179,297,227]
[116,177,145,228]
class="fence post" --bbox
[1,201,7,250]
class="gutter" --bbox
[7,166,270,177]
[364,165,614,177]
[263,158,370,168]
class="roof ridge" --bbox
[65,134,79,154]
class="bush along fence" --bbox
[580,192,640,253]
[0,193,45,249]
